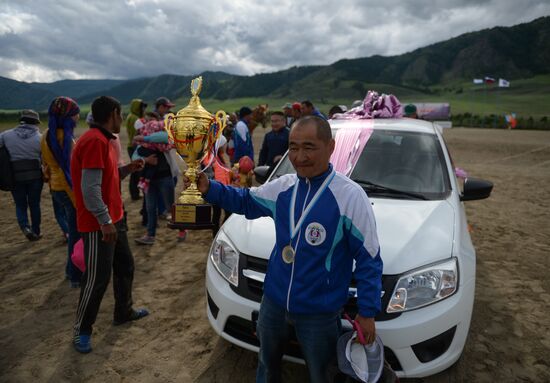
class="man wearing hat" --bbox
[291,102,302,122]
[0,110,44,241]
[282,102,295,128]
[154,96,175,119]
[233,106,254,164]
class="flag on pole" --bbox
[484,77,495,84]
[473,78,483,84]
[498,78,510,87]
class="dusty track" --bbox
[0,127,548,382]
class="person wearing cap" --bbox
[196,116,382,382]
[282,102,295,128]
[71,96,149,354]
[404,104,418,119]
[153,97,176,216]
[258,111,289,168]
[301,99,327,119]
[291,102,302,121]
[125,99,147,200]
[233,106,254,164]
[41,97,83,286]
[154,96,175,119]
[0,109,44,241]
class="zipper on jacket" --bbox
[286,178,311,311]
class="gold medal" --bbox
[282,245,295,264]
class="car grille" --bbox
[229,252,402,321]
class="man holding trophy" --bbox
[194,115,383,382]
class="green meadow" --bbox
[2,74,549,131]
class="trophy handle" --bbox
[214,110,227,140]
[164,113,176,143]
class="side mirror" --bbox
[460,177,493,201]
[254,166,271,185]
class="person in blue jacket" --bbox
[197,116,382,383]
[233,106,254,163]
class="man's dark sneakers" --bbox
[113,308,149,326]
[73,334,92,353]
[22,227,36,241]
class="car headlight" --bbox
[387,258,458,313]
[209,231,239,287]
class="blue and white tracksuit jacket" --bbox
[204,164,383,317]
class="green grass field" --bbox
[2,74,549,131]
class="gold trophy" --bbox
[164,76,226,230]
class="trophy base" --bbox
[168,203,214,230]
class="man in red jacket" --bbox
[71,96,148,354]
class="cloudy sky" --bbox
[1,0,549,83]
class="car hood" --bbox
[222,199,455,275]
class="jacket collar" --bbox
[90,123,116,140]
[297,163,334,185]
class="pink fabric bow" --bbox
[333,90,403,120]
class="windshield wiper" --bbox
[352,179,428,200]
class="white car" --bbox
[205,118,492,378]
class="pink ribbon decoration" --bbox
[330,120,374,176]
[333,90,403,120]
[455,167,468,179]
[330,90,402,175]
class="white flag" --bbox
[498,78,510,87]
[473,78,483,84]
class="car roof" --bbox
[328,118,438,135]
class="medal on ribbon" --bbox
[282,245,295,264]
[282,170,335,264]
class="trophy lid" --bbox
[175,76,213,121]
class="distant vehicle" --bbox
[205,118,492,378]
[412,103,452,128]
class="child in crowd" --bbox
[206,134,232,236]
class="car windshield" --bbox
[270,129,451,200]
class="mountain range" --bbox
[1,16,549,111]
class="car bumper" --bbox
[206,259,475,378]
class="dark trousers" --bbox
[256,296,341,383]
[51,191,82,283]
[73,220,135,336]
[127,147,140,200]
[145,176,175,237]
[212,204,231,235]
[11,178,43,235]
[51,192,68,235]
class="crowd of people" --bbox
[0,95,391,382]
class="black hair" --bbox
[328,105,344,117]
[239,106,253,119]
[271,111,285,118]
[301,100,314,108]
[91,96,121,124]
[293,116,332,142]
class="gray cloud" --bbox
[0,0,549,82]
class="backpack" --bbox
[0,145,15,191]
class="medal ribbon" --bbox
[289,170,335,240]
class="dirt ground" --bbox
[0,126,549,383]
